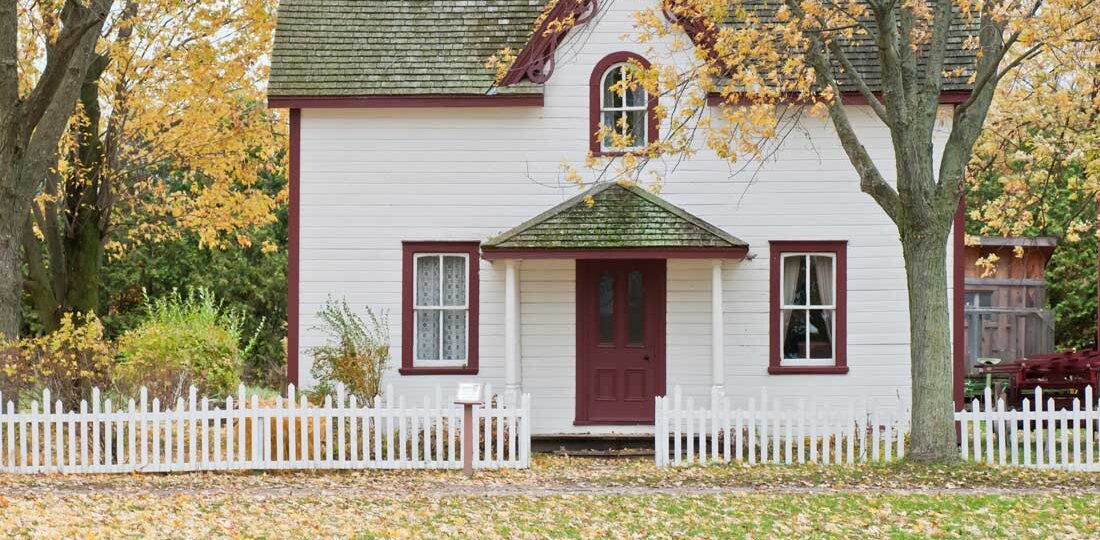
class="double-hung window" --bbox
[589,52,657,155]
[401,242,479,374]
[769,241,848,374]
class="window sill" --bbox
[593,149,645,158]
[399,366,479,376]
[768,365,849,375]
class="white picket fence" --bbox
[655,386,908,467]
[956,386,1100,471]
[0,384,530,474]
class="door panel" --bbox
[576,260,666,424]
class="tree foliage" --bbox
[19,0,284,333]
[967,33,1099,349]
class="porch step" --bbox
[533,435,654,457]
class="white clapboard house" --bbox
[268,0,975,436]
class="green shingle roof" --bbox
[268,1,977,97]
[735,1,977,93]
[269,0,546,97]
[482,183,748,250]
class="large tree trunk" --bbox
[901,223,959,462]
[0,163,22,339]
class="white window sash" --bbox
[412,253,470,364]
[778,252,837,363]
[599,62,648,150]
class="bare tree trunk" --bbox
[0,0,112,339]
[0,172,21,338]
[901,224,959,462]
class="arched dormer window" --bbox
[589,52,658,155]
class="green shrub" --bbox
[309,297,389,406]
[116,288,258,404]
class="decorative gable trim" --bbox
[498,0,600,87]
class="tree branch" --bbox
[799,23,901,222]
[827,38,890,122]
[921,0,958,113]
[20,0,111,142]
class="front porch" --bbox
[480,183,749,434]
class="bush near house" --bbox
[0,313,113,409]
[115,288,258,404]
[309,297,390,406]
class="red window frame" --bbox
[589,52,659,156]
[768,240,849,375]
[400,241,480,375]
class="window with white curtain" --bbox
[780,253,836,362]
[413,253,468,364]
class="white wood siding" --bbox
[296,0,957,434]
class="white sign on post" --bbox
[454,382,484,405]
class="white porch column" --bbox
[711,259,725,396]
[504,260,522,397]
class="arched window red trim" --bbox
[589,52,659,156]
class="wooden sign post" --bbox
[454,382,484,477]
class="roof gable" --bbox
[482,183,748,250]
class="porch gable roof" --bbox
[481,183,748,259]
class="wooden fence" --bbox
[0,384,530,474]
[655,386,908,467]
[956,386,1099,471]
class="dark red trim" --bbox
[706,90,972,107]
[768,365,849,375]
[482,246,747,260]
[267,94,544,109]
[768,241,848,374]
[589,52,660,156]
[398,367,479,376]
[953,201,966,410]
[498,0,599,86]
[401,241,481,376]
[287,109,301,388]
[1096,200,1099,349]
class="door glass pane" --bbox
[442,256,466,306]
[415,256,440,306]
[627,270,644,344]
[599,271,615,344]
[415,309,441,360]
[782,308,807,359]
[442,310,467,360]
[782,255,807,306]
[808,309,833,359]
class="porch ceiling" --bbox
[481,183,748,260]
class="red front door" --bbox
[576,259,666,424]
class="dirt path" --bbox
[4,479,1099,498]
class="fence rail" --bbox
[956,386,1099,471]
[0,384,530,474]
[655,387,908,467]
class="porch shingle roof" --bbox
[482,183,748,250]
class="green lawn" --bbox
[2,456,1099,538]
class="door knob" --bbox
[643,354,651,362]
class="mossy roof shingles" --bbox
[483,183,748,250]
[269,0,546,97]
[269,1,977,97]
